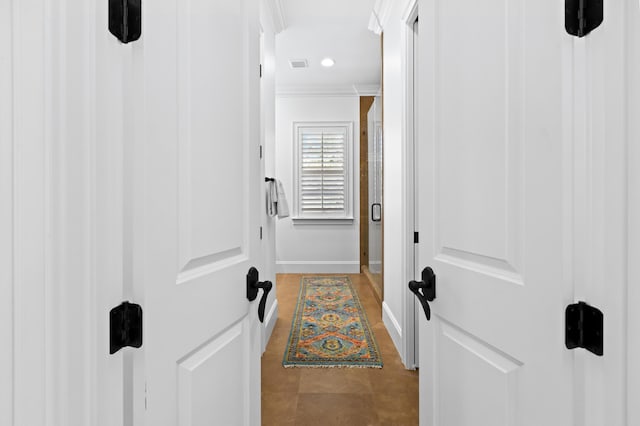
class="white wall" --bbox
[377,0,415,364]
[275,95,360,273]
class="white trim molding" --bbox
[353,84,382,97]
[292,121,354,221]
[276,261,360,274]
[276,85,362,97]
[262,299,279,353]
[382,302,403,356]
[628,3,640,422]
[263,0,287,34]
[368,0,395,34]
[402,0,419,371]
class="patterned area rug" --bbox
[283,276,383,368]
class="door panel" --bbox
[436,0,523,269]
[177,321,249,426]
[437,321,521,426]
[417,0,572,424]
[177,0,247,268]
[136,0,261,424]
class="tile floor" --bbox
[261,273,419,426]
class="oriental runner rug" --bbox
[283,276,383,368]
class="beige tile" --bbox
[295,393,379,426]
[373,392,419,426]
[298,367,373,394]
[368,366,419,395]
[262,392,298,426]
[262,362,301,393]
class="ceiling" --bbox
[274,0,381,95]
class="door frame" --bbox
[0,3,14,421]
[402,0,419,370]
[628,84,639,425]
[572,1,630,422]
[627,0,640,421]
[259,0,281,353]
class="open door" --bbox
[414,0,575,423]
[128,0,263,424]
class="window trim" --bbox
[292,121,354,222]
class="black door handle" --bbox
[246,267,273,323]
[409,267,436,320]
[371,203,382,222]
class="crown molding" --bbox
[352,84,381,97]
[264,0,287,34]
[368,0,394,34]
[276,85,361,98]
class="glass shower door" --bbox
[367,96,383,294]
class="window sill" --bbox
[291,217,355,225]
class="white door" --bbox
[415,0,574,424]
[129,0,263,424]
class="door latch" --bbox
[409,267,436,321]
[246,267,273,323]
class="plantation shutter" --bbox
[299,126,347,216]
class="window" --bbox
[293,122,354,221]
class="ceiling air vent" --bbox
[289,59,308,69]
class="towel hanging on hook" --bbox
[266,178,277,217]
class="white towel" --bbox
[266,180,277,217]
[275,179,290,219]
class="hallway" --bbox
[261,274,418,425]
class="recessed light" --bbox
[321,58,335,68]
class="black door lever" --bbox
[409,267,436,321]
[246,267,273,323]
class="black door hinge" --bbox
[565,301,603,356]
[109,0,142,43]
[414,232,419,244]
[260,226,263,240]
[110,301,143,354]
[260,64,263,78]
[565,0,603,38]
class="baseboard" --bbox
[382,302,403,358]
[262,299,279,353]
[275,261,360,274]
[362,266,382,304]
